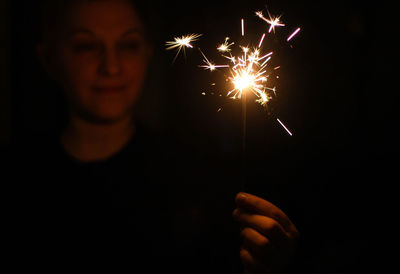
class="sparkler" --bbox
[165,7,301,136]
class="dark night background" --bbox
[1,0,397,272]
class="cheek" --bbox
[123,56,150,94]
[68,58,97,85]
[60,56,98,99]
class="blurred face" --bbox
[46,0,152,124]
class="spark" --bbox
[260,56,271,67]
[256,10,285,33]
[200,63,230,71]
[255,11,268,22]
[165,33,202,61]
[258,33,266,48]
[198,48,229,71]
[217,37,235,52]
[258,51,273,61]
[241,19,245,36]
[287,27,301,41]
[276,118,293,136]
[256,90,271,107]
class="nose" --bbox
[98,47,121,76]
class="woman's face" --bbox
[44,0,152,124]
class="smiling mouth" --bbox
[92,85,127,94]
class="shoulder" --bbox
[5,130,66,177]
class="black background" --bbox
[4,0,396,272]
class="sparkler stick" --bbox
[242,84,248,187]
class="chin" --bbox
[77,107,134,125]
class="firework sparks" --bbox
[277,118,293,136]
[198,48,229,71]
[165,8,300,136]
[256,90,272,107]
[165,33,202,61]
[287,27,301,41]
[258,33,266,48]
[217,37,235,52]
[256,10,285,33]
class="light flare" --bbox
[217,37,235,52]
[165,33,202,61]
[198,49,229,71]
[256,10,285,33]
[225,45,273,105]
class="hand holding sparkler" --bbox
[233,192,299,274]
[166,7,302,273]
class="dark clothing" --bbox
[5,122,367,274]
[6,125,243,273]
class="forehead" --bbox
[63,0,143,36]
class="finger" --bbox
[235,192,295,233]
[240,247,269,274]
[233,208,289,246]
[240,247,259,274]
[241,227,275,257]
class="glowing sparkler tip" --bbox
[233,71,254,91]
